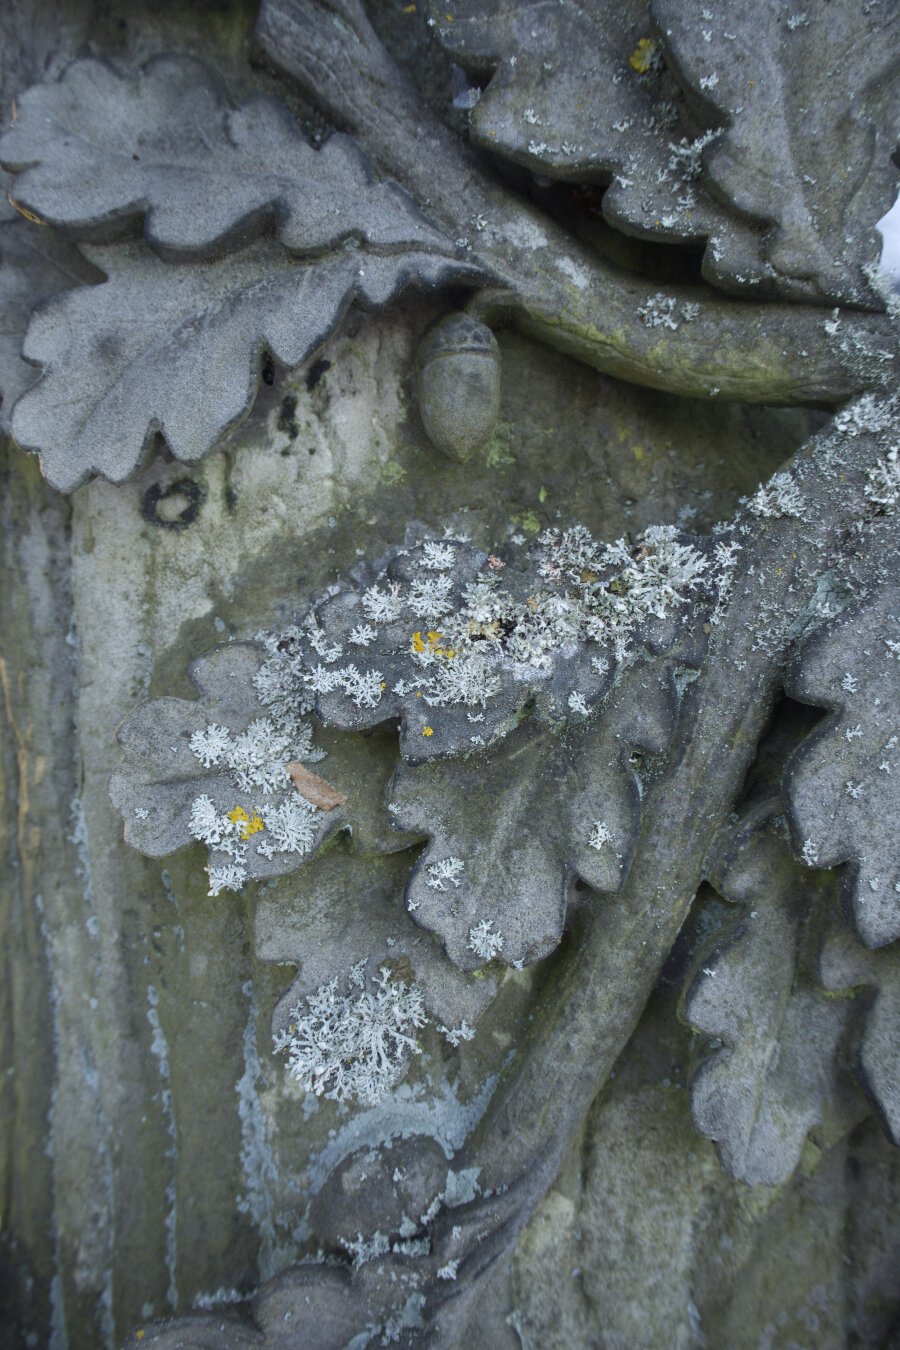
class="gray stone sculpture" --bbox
[0,1,898,1348]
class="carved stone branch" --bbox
[421,420,893,1344]
[256,0,897,406]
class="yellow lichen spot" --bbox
[380,681,387,690]
[629,38,657,73]
[136,1335,145,1343]
[228,805,264,840]
[416,691,423,697]
[413,630,455,659]
[422,726,434,737]
[403,2,416,10]
[538,485,548,503]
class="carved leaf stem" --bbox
[256,0,898,407]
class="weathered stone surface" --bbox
[1,3,899,1347]
[0,284,831,1346]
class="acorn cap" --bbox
[415,312,501,462]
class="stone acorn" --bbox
[415,312,501,461]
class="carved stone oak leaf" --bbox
[127,1267,371,1350]
[682,810,866,1187]
[812,897,900,1147]
[297,529,719,763]
[431,0,899,307]
[390,655,686,971]
[0,56,451,260]
[10,241,481,493]
[128,1181,538,1350]
[430,1,751,255]
[109,641,409,893]
[257,0,897,405]
[283,525,719,965]
[0,216,99,433]
[785,568,900,948]
[654,0,900,306]
[256,845,498,1038]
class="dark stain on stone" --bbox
[141,477,204,530]
[278,395,299,440]
[306,357,331,390]
[261,352,276,386]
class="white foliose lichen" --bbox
[361,581,404,623]
[866,446,900,509]
[637,292,680,330]
[745,472,806,520]
[588,820,613,851]
[185,631,324,891]
[274,967,429,1105]
[657,128,721,206]
[437,1019,476,1047]
[242,525,716,765]
[426,856,466,890]
[832,393,897,440]
[188,790,320,894]
[257,798,318,858]
[468,919,503,961]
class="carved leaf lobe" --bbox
[12,241,479,491]
[0,56,448,259]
